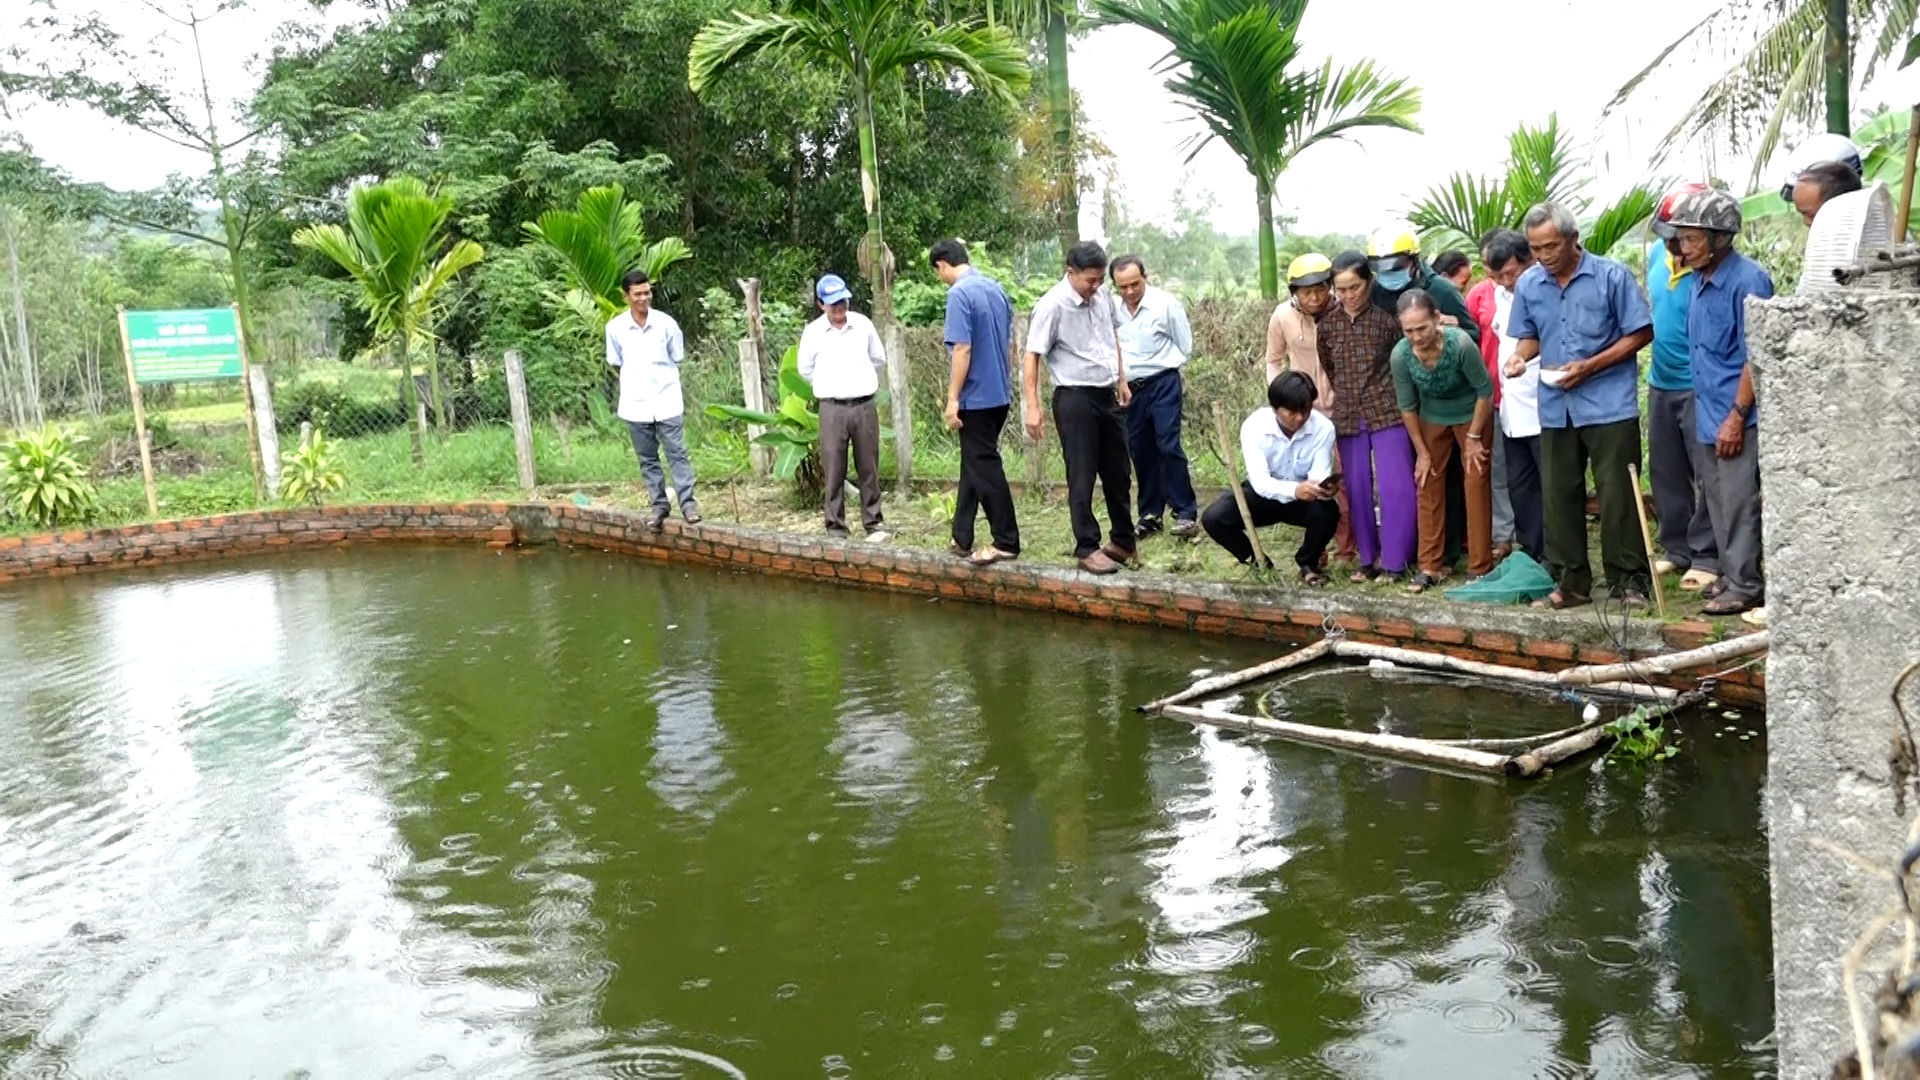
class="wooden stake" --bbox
[1332,640,1678,702]
[1557,629,1768,686]
[233,304,266,504]
[1138,637,1335,713]
[1900,104,1920,244]
[1163,703,1514,775]
[1627,463,1666,617]
[504,348,537,492]
[736,336,773,477]
[115,306,159,517]
[1210,401,1266,569]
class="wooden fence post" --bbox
[737,336,773,477]
[114,306,158,516]
[504,348,537,492]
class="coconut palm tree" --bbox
[524,184,692,337]
[292,177,483,465]
[1092,0,1422,299]
[688,0,1029,326]
[1409,113,1661,262]
[1608,0,1918,183]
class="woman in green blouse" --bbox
[1392,289,1495,591]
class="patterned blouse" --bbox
[1315,303,1403,436]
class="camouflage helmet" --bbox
[1665,188,1742,235]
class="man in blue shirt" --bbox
[1646,183,1720,592]
[1112,254,1200,538]
[1669,189,1774,617]
[931,238,1020,564]
[1509,202,1655,609]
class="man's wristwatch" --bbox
[1733,401,1753,418]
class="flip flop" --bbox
[969,546,1018,566]
[1531,590,1591,610]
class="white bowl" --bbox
[1539,369,1569,387]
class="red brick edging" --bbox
[0,502,1764,707]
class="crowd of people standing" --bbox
[602,135,1871,620]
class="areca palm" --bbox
[1093,0,1421,299]
[977,0,1083,255]
[1608,0,1918,185]
[292,177,483,466]
[1409,114,1661,261]
[524,184,692,336]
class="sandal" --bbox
[947,541,971,559]
[1617,589,1650,611]
[1531,589,1592,610]
[1405,572,1449,594]
[1702,593,1757,617]
[1298,566,1329,588]
[969,546,1017,566]
[1349,566,1380,584]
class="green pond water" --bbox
[0,548,1773,1077]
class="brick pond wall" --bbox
[0,501,1765,707]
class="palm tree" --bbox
[1607,0,1917,184]
[689,0,1029,326]
[1409,114,1661,262]
[524,184,692,337]
[292,177,483,465]
[1092,0,1421,299]
[978,0,1084,256]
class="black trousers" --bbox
[952,405,1020,553]
[1053,385,1135,557]
[1200,484,1341,568]
[1501,430,1544,562]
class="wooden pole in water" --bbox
[1332,641,1678,702]
[1138,637,1335,713]
[1627,464,1666,617]
[115,306,159,517]
[1162,703,1514,775]
[1209,401,1266,569]
[1505,691,1707,777]
[1556,630,1768,686]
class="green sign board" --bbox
[124,308,244,383]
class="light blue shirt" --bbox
[1508,250,1653,429]
[1117,285,1193,380]
[606,308,685,423]
[1241,407,1334,503]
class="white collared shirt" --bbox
[797,311,886,400]
[1241,407,1335,503]
[606,308,685,423]
[1117,285,1193,379]
[1492,285,1541,439]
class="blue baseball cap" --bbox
[815,273,853,304]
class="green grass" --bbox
[158,401,248,426]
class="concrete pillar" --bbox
[1749,292,1920,1078]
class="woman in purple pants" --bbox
[1316,251,1417,580]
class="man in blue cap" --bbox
[797,272,890,542]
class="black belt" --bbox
[1127,368,1176,392]
[821,394,873,406]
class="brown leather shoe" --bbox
[1079,550,1122,575]
[1101,542,1141,569]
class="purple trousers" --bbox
[1337,423,1418,574]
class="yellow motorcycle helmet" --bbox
[1366,226,1419,259]
[1286,253,1333,290]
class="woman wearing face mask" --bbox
[1392,289,1495,592]
[1317,250,1417,581]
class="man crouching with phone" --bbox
[1199,371,1342,586]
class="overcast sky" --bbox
[11,0,1920,238]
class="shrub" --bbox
[2,427,101,529]
[275,378,408,437]
[278,429,347,506]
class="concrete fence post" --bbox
[249,364,281,497]
[885,319,912,495]
[737,337,773,477]
[503,348,537,492]
[1749,292,1920,1077]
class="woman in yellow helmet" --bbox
[1267,252,1356,564]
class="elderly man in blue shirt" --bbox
[1111,255,1199,538]
[1507,202,1655,609]
[1668,189,1774,618]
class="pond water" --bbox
[0,548,1773,1077]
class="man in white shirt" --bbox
[1024,240,1135,575]
[606,269,698,530]
[797,273,888,542]
[1198,371,1340,584]
[1111,255,1200,539]
[1483,230,1543,561]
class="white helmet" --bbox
[1780,132,1865,201]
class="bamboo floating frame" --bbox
[1329,641,1678,702]
[1136,637,1335,714]
[1556,631,1769,686]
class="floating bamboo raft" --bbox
[1140,630,1767,778]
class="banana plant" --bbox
[704,346,893,499]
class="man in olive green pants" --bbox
[1540,420,1645,599]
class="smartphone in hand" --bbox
[1319,471,1344,495]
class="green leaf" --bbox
[770,440,809,478]
[705,403,785,425]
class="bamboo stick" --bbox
[1627,464,1666,617]
[1901,104,1920,245]
[1209,401,1266,570]
[1162,704,1514,775]
[1137,637,1335,714]
[1555,630,1769,686]
[1331,641,1677,702]
[1505,692,1705,777]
